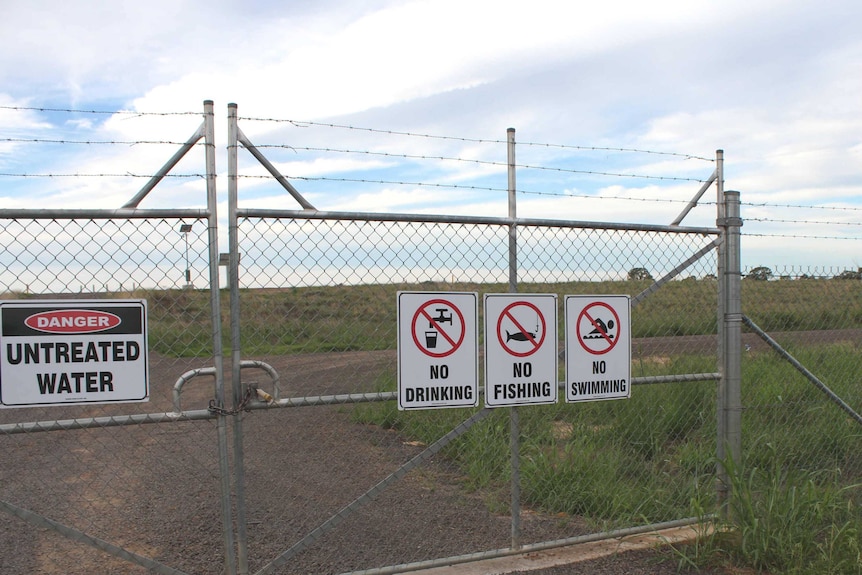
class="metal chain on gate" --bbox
[207,386,255,416]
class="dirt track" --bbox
[4,330,856,574]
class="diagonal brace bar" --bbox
[122,122,206,208]
[236,127,316,210]
[742,315,862,427]
[632,238,721,307]
[0,499,191,575]
[670,169,717,226]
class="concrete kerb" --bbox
[409,524,710,575]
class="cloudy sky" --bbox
[1,0,860,271]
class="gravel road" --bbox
[7,328,837,574]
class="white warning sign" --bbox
[565,295,631,403]
[484,294,558,407]
[0,300,149,408]
[397,292,478,410]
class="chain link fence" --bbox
[2,99,859,574]
[0,215,232,575]
[232,214,723,574]
[739,265,862,488]
[2,207,859,575]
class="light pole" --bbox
[179,223,193,288]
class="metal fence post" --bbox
[717,187,742,517]
[506,127,522,550]
[507,128,517,294]
[724,190,743,470]
[205,100,238,575]
[228,103,249,574]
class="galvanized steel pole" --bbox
[228,103,250,575]
[717,183,743,518]
[209,100,238,575]
[507,128,517,293]
[723,191,743,469]
[714,150,728,512]
[507,128,522,550]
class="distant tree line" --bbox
[624,266,862,282]
[744,266,862,281]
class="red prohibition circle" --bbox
[411,299,465,358]
[576,302,621,355]
[496,301,546,357]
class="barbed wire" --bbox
[238,173,504,194]
[1,137,201,146]
[1,105,858,226]
[517,188,706,205]
[746,216,862,227]
[239,174,710,205]
[743,200,862,212]
[0,105,200,117]
[239,117,714,161]
[0,172,204,179]
[744,231,862,241]
[256,144,706,183]
[513,141,714,163]
[255,144,705,183]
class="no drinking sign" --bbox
[397,292,478,410]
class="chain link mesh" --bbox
[0,217,226,575]
[740,266,862,485]
[5,213,857,575]
[236,216,723,574]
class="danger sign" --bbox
[0,300,149,408]
[397,292,478,410]
[565,295,630,403]
[484,294,558,407]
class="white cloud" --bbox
[1,0,860,271]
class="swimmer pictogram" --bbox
[576,301,621,355]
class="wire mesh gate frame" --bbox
[227,103,742,575]
[0,101,239,575]
[0,102,744,575]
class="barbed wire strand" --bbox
[1,137,202,146]
[1,105,859,223]
[253,145,706,183]
[744,200,862,212]
[239,117,714,162]
[744,232,862,241]
[239,174,709,205]
[0,172,204,179]
[747,216,862,227]
[0,105,200,117]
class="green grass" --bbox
[355,343,862,574]
[672,450,862,575]
[44,276,853,357]
[10,277,860,572]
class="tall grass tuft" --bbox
[674,448,862,574]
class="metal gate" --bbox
[1,100,747,574]
[222,105,739,574]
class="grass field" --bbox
[96,275,862,357]
[8,276,862,573]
